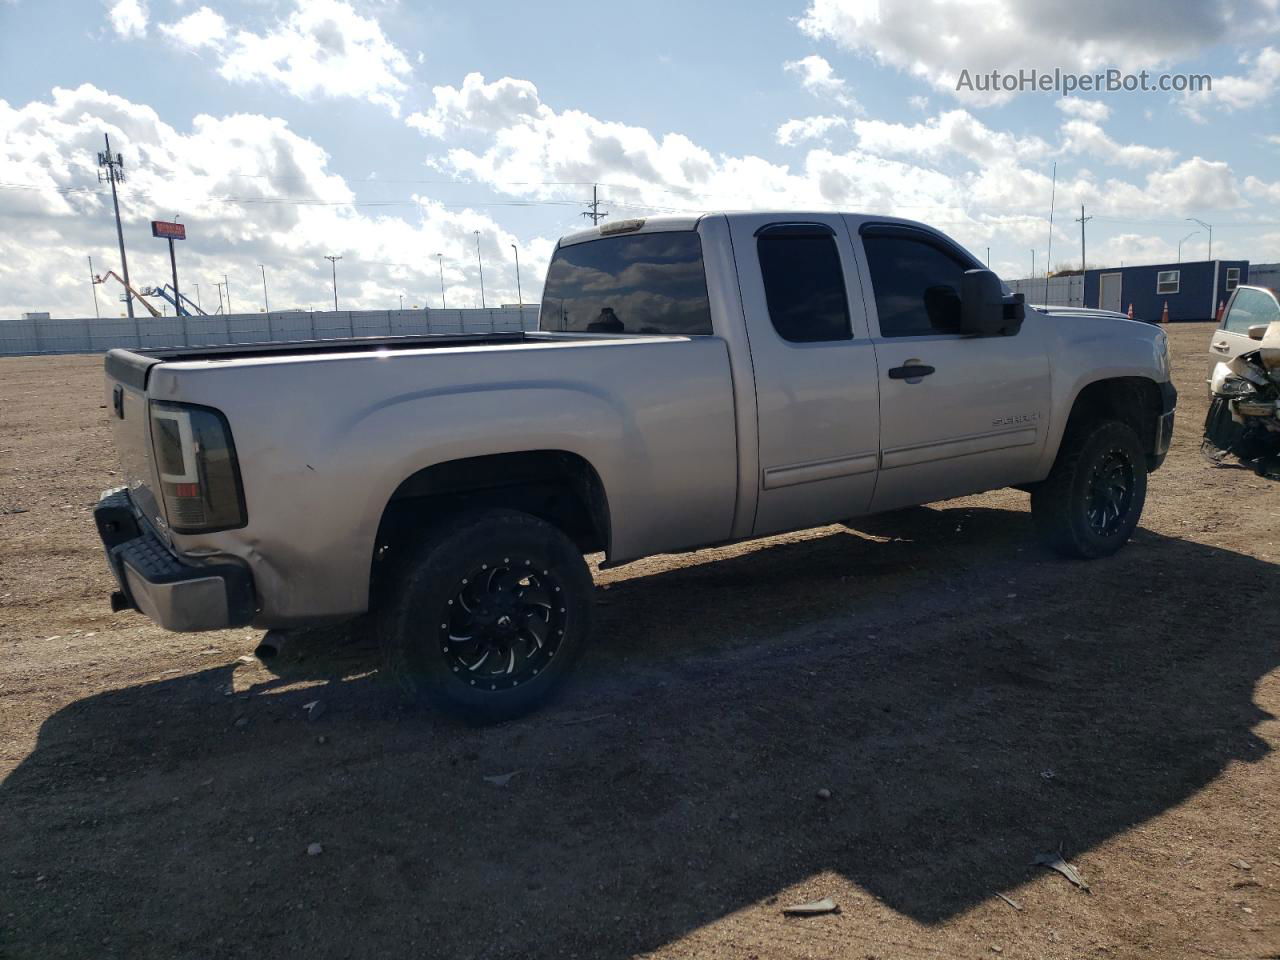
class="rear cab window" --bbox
[756,224,852,343]
[539,231,713,335]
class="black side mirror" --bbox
[961,269,1024,337]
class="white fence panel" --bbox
[0,307,540,356]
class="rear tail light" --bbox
[149,400,247,532]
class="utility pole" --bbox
[986,247,990,268]
[1186,218,1213,260]
[88,255,100,318]
[435,253,447,309]
[474,231,486,308]
[97,133,133,318]
[259,265,269,313]
[399,294,404,311]
[1044,161,1057,305]
[1031,249,1036,281]
[215,282,225,315]
[193,282,202,311]
[324,255,342,310]
[224,274,232,314]
[581,183,608,225]
[1074,204,1092,273]
[1074,203,1092,306]
[511,243,523,307]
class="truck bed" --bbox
[104,331,589,388]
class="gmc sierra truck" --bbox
[95,212,1176,718]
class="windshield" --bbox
[539,231,713,336]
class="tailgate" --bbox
[103,349,167,541]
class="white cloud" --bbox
[158,0,412,115]
[908,95,929,111]
[851,110,1050,164]
[107,0,147,39]
[776,115,847,146]
[1244,175,1280,204]
[159,6,227,50]
[1182,46,1280,118]
[0,85,534,317]
[1059,119,1175,168]
[406,72,1258,278]
[1055,97,1110,122]
[798,0,1280,103]
[784,55,863,113]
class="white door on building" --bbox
[1099,272,1122,312]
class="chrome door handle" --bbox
[1213,340,1229,349]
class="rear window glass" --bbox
[539,231,713,336]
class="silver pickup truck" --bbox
[96,212,1176,718]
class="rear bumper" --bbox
[95,488,257,632]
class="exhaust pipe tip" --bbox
[254,629,289,662]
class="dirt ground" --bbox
[1,321,1277,960]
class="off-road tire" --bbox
[1031,419,1147,559]
[382,509,594,721]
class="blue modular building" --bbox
[1083,260,1248,322]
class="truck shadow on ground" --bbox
[2,505,1276,959]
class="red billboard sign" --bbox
[151,220,186,240]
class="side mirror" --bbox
[1248,323,1268,341]
[961,269,1023,337]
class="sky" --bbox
[1,0,1279,318]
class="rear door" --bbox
[1210,287,1280,363]
[855,223,1052,512]
[727,215,881,536]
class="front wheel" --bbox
[382,509,594,721]
[1031,420,1148,559]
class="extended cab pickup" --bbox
[96,212,1176,717]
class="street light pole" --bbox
[511,243,523,307]
[324,255,342,310]
[1177,230,1199,264]
[224,274,232,314]
[475,231,486,308]
[1186,218,1213,260]
[259,264,269,313]
[435,253,446,309]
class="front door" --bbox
[1210,287,1280,363]
[854,222,1052,512]
[727,214,881,536]
[1099,272,1122,312]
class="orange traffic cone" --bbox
[1160,301,1169,324]
[1127,303,1135,320]
[1215,299,1225,324]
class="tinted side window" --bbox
[539,232,712,336]
[1224,288,1280,334]
[862,234,969,337]
[757,232,852,343]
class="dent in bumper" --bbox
[95,489,257,632]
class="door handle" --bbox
[1213,340,1229,350]
[888,363,936,381]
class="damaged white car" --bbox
[1203,285,1280,477]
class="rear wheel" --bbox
[1031,419,1147,559]
[382,509,594,721]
